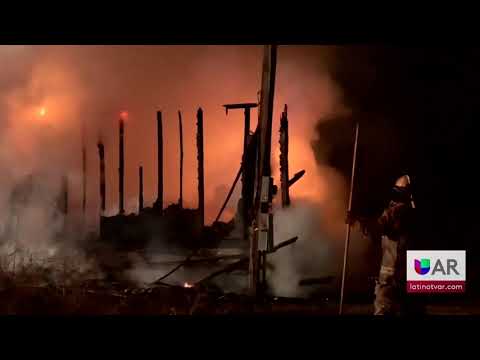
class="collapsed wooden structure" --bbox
[98,108,226,252]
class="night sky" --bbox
[313,47,479,262]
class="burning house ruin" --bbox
[93,45,305,296]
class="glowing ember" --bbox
[183,282,193,288]
[38,107,47,117]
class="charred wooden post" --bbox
[197,107,205,228]
[119,113,126,215]
[250,45,277,296]
[178,110,184,208]
[280,105,290,207]
[97,141,106,214]
[61,175,68,215]
[270,236,297,253]
[154,111,164,213]
[223,103,258,160]
[243,128,258,229]
[82,121,87,216]
[288,169,306,188]
[139,166,144,213]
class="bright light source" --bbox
[38,107,47,117]
[120,111,128,121]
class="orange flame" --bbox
[120,111,128,121]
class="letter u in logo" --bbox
[415,258,430,275]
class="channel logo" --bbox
[407,251,466,293]
[414,258,430,275]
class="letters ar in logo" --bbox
[414,258,460,276]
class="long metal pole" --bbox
[339,122,360,315]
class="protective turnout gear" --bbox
[373,175,415,316]
[374,235,407,315]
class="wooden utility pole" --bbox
[178,110,184,208]
[155,111,164,213]
[119,114,126,215]
[97,141,106,214]
[280,105,290,207]
[197,108,205,228]
[249,45,277,296]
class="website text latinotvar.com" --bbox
[407,282,465,293]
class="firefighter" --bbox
[348,174,418,315]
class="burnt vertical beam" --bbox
[241,108,253,248]
[61,175,69,215]
[197,108,205,228]
[243,128,258,224]
[139,166,144,212]
[258,46,277,181]
[97,141,106,214]
[82,120,87,216]
[243,107,251,163]
[280,104,290,207]
[119,115,125,215]
[155,111,164,213]
[178,110,184,208]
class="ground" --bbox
[0,282,477,315]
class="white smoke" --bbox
[0,46,98,281]
[269,198,340,297]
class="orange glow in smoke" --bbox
[120,111,128,121]
[38,107,47,118]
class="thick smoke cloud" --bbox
[0,45,355,293]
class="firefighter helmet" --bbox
[392,174,415,208]
[394,174,411,189]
